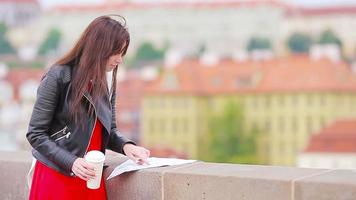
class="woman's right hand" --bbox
[71,158,96,181]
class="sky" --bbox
[38,0,356,9]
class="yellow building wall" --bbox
[142,92,356,165]
[242,92,356,166]
[142,95,201,158]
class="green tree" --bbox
[38,27,62,55]
[135,41,165,61]
[318,29,342,47]
[287,32,312,53]
[0,23,16,54]
[247,37,272,52]
[201,100,260,164]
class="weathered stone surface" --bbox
[163,162,328,200]
[2,151,356,200]
[294,169,356,200]
[0,151,32,200]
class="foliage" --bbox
[318,29,342,47]
[127,41,168,68]
[135,41,165,61]
[287,32,312,53]
[38,28,62,55]
[247,37,272,52]
[201,100,260,164]
[0,23,16,54]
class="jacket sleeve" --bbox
[107,87,136,154]
[26,67,77,173]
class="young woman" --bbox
[26,15,150,199]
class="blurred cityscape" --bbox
[1,0,356,168]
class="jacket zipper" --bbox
[54,131,71,141]
[83,93,98,155]
[50,126,68,138]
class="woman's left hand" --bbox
[123,143,150,165]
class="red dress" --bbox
[29,119,107,200]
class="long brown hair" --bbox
[54,15,130,127]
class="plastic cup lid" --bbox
[85,150,105,162]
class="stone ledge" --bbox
[1,151,356,200]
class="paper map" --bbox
[107,157,196,180]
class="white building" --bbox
[8,0,286,56]
[0,0,41,27]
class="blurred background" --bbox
[1,0,356,169]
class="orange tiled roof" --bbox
[304,119,356,153]
[144,55,356,95]
[4,68,45,101]
[50,0,287,12]
[286,6,356,17]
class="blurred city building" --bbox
[149,146,188,159]
[1,0,356,169]
[0,0,41,27]
[116,68,157,143]
[6,0,356,59]
[298,119,356,169]
[284,5,356,58]
[142,50,356,165]
[0,66,44,150]
[7,0,287,57]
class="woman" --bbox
[26,15,149,199]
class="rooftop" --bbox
[145,55,356,95]
[305,119,356,153]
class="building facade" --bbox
[142,55,356,165]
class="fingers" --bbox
[145,149,150,157]
[73,167,89,181]
[72,158,96,181]
[131,147,150,165]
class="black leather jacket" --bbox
[26,65,134,176]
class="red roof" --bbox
[50,0,287,12]
[144,55,356,95]
[4,68,45,101]
[304,119,356,153]
[286,5,356,17]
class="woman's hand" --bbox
[71,158,96,181]
[123,143,150,165]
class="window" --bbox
[160,118,166,133]
[265,120,271,132]
[320,95,325,106]
[182,118,189,133]
[279,95,284,107]
[307,94,313,106]
[291,116,298,133]
[212,76,222,87]
[279,116,285,133]
[149,118,155,133]
[172,118,178,134]
[306,116,313,135]
[265,95,271,108]
[163,72,178,89]
[292,95,298,107]
[235,76,253,88]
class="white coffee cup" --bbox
[84,150,105,189]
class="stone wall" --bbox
[1,151,356,200]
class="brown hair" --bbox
[54,15,130,127]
